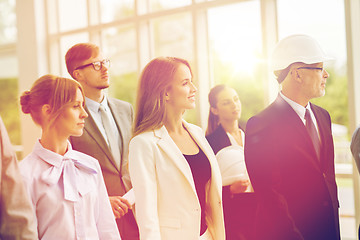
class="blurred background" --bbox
[1,0,359,239]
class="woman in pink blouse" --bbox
[19,74,120,240]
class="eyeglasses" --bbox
[75,59,110,71]
[297,67,323,72]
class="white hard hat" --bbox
[215,145,252,192]
[271,34,333,72]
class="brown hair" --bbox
[65,43,100,79]
[133,57,192,137]
[206,84,227,135]
[20,74,84,126]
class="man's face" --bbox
[296,62,329,99]
[75,53,110,91]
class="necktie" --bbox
[99,105,121,168]
[305,109,321,159]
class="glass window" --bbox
[151,13,195,122]
[208,1,264,123]
[60,33,90,77]
[102,26,138,105]
[0,0,18,154]
[100,0,135,23]
[0,53,19,147]
[58,0,87,32]
[277,0,354,239]
[0,0,17,44]
[149,0,191,12]
[151,13,194,61]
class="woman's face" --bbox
[54,88,88,138]
[166,63,197,110]
[211,87,241,122]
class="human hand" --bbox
[109,196,132,219]
[229,179,251,195]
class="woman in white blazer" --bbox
[129,57,225,240]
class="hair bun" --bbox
[20,90,32,114]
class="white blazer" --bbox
[129,121,225,240]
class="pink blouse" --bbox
[20,140,120,240]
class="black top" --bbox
[183,148,211,235]
[206,124,245,155]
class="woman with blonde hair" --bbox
[206,84,257,240]
[19,74,120,239]
[129,57,225,240]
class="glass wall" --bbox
[102,25,138,104]
[208,0,265,123]
[12,0,357,238]
[0,0,16,44]
[0,0,20,153]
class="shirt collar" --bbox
[34,140,98,201]
[280,91,310,120]
[85,95,109,112]
[33,140,97,169]
[33,139,70,167]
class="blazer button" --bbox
[323,173,326,178]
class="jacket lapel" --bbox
[310,103,328,164]
[155,126,198,196]
[83,107,119,172]
[275,96,321,171]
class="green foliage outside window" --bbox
[212,58,349,137]
[311,68,348,127]
[0,77,20,145]
[109,72,138,105]
[213,58,266,124]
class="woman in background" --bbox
[129,57,225,240]
[19,74,120,240]
[206,84,257,240]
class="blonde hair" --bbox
[206,84,227,136]
[133,57,192,137]
[20,74,84,126]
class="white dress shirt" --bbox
[226,129,245,147]
[19,140,121,240]
[280,91,320,137]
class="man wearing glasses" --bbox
[65,43,139,240]
[244,34,340,240]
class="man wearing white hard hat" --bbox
[244,34,340,240]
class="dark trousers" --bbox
[223,187,257,240]
[116,211,140,240]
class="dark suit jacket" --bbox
[350,126,360,173]
[244,95,340,240]
[350,128,360,240]
[70,97,139,240]
[206,124,244,155]
[206,124,233,155]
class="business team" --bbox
[1,34,342,240]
